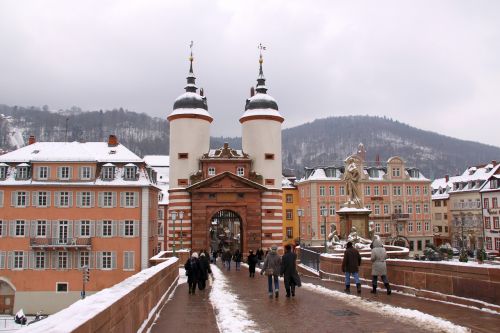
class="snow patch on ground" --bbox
[209,265,260,333]
[302,283,471,333]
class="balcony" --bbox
[392,213,410,221]
[30,237,92,250]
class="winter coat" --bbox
[199,255,212,280]
[233,251,242,262]
[247,253,258,271]
[222,251,232,262]
[342,246,362,273]
[262,251,282,276]
[280,251,301,289]
[370,239,388,276]
[185,257,202,284]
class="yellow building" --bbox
[282,177,300,245]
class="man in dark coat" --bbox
[222,249,232,271]
[185,252,202,294]
[198,252,212,290]
[280,244,301,297]
[247,250,258,277]
[341,241,362,293]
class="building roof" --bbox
[448,162,500,194]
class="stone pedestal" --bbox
[337,206,371,240]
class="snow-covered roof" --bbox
[206,149,245,158]
[239,108,284,122]
[282,176,296,189]
[124,163,136,167]
[168,107,212,120]
[0,142,143,163]
[0,162,8,167]
[103,163,115,167]
[17,162,30,167]
[449,163,500,194]
[144,155,170,167]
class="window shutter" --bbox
[75,221,81,237]
[25,192,30,206]
[69,167,73,180]
[0,251,5,269]
[67,252,72,269]
[112,220,118,237]
[79,166,83,179]
[90,192,95,207]
[134,221,140,237]
[76,192,81,208]
[7,252,12,269]
[134,192,139,208]
[10,221,15,237]
[96,221,103,237]
[47,191,51,207]
[98,192,103,207]
[54,192,60,208]
[11,191,17,207]
[57,167,62,179]
[111,252,117,269]
[23,251,28,269]
[46,221,51,239]
[68,192,73,207]
[24,221,30,238]
[90,220,96,237]
[112,192,117,207]
[120,192,125,207]
[47,166,51,179]
[30,220,37,237]
[96,252,102,269]
[68,221,74,238]
[29,251,35,269]
[0,190,3,207]
[119,221,124,237]
[123,252,129,270]
[89,251,95,269]
[52,221,59,238]
[51,252,58,269]
[32,192,38,207]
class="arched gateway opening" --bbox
[210,210,242,253]
[0,279,16,314]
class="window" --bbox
[0,167,6,179]
[36,221,47,237]
[56,283,68,293]
[416,204,421,214]
[286,194,293,203]
[365,186,371,196]
[124,166,137,180]
[340,186,345,196]
[35,251,46,269]
[265,179,275,185]
[103,220,113,237]
[208,193,216,199]
[384,205,389,215]
[58,251,68,269]
[178,179,188,186]
[102,167,114,180]
[80,220,91,237]
[434,213,442,220]
[423,186,428,195]
[393,186,401,196]
[417,222,422,231]
[374,205,380,215]
[16,191,28,207]
[329,186,335,196]
[0,220,4,237]
[319,186,325,196]
[415,186,421,195]
[374,186,379,196]
[237,167,244,176]
[207,167,216,176]
[36,191,49,207]
[329,205,336,216]
[124,251,135,270]
[320,224,325,235]
[394,204,402,214]
[124,220,134,236]
[16,166,29,180]
[15,220,25,236]
[38,166,49,180]
[493,197,498,208]
[406,186,412,195]
[392,168,400,177]
[79,251,90,268]
[408,222,413,232]
[407,204,413,214]
[59,166,70,180]
[417,240,422,251]
[123,191,136,207]
[286,210,293,220]
[434,201,441,207]
[423,203,429,213]
[158,208,164,219]
[101,252,112,269]
[375,223,381,233]
[80,166,91,180]
[409,240,414,251]
[14,251,24,269]
[286,227,293,239]
[265,153,275,160]
[58,191,71,207]
[79,191,92,207]
[486,237,492,250]
[384,223,390,233]
[382,186,388,196]
[102,192,114,207]
[178,153,188,159]
[496,238,500,250]
[484,198,489,209]
[424,221,430,231]
[494,217,500,229]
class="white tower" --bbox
[240,47,284,189]
[168,48,212,189]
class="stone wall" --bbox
[23,258,179,333]
[319,255,500,309]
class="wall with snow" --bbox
[22,257,179,333]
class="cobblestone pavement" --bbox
[150,261,499,333]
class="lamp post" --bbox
[179,210,184,250]
[171,211,177,256]
[297,208,304,246]
[320,207,328,252]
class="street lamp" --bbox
[297,208,304,246]
[179,210,184,250]
[171,211,177,256]
[320,207,328,252]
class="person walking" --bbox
[233,249,242,271]
[257,248,264,267]
[370,238,391,295]
[261,245,282,298]
[223,249,232,271]
[198,251,212,290]
[212,249,218,264]
[341,241,362,294]
[185,252,202,295]
[247,250,258,277]
[281,244,301,297]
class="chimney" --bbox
[108,134,118,147]
[445,174,449,182]
[250,86,255,97]
[223,142,229,149]
[492,160,497,166]
[28,135,36,145]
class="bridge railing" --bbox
[299,247,321,272]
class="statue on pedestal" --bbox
[327,223,342,245]
[343,158,362,208]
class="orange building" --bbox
[0,135,159,314]
[282,177,300,245]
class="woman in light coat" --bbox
[370,238,391,295]
[261,245,282,298]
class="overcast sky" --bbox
[0,0,499,146]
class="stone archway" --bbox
[0,278,16,314]
[209,210,243,254]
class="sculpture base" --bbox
[337,206,371,240]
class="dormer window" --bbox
[58,166,71,180]
[124,164,138,180]
[368,168,379,178]
[392,167,401,177]
[491,179,499,189]
[0,164,7,180]
[101,164,115,180]
[208,167,216,176]
[16,163,30,180]
[237,167,244,177]
[38,166,49,180]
